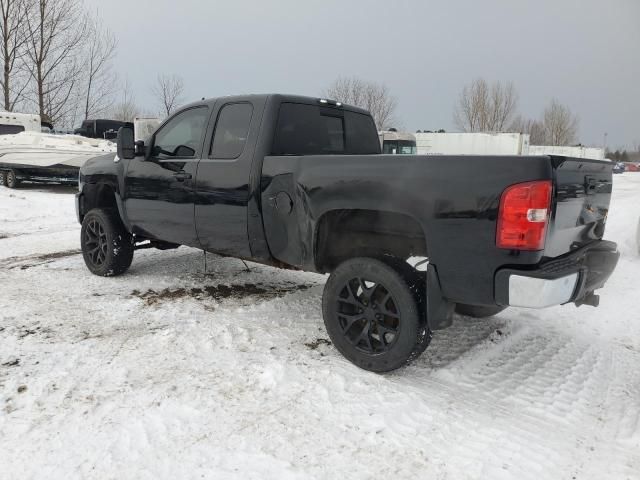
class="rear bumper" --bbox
[495,240,619,308]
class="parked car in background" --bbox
[613,162,626,174]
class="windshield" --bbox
[383,140,417,154]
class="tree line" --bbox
[607,148,640,163]
[452,78,579,145]
[0,0,185,128]
[326,75,582,146]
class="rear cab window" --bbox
[272,102,380,155]
[210,103,254,159]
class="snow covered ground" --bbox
[1,176,639,480]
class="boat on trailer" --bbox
[0,130,115,188]
[0,113,160,188]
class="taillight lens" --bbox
[497,180,552,251]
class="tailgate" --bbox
[545,156,614,258]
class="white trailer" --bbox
[415,132,530,155]
[134,117,161,142]
[528,145,606,160]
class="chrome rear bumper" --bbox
[495,240,619,309]
[508,272,579,308]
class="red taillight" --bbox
[496,180,552,251]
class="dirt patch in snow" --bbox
[0,248,82,269]
[304,338,332,350]
[131,282,314,306]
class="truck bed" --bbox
[261,154,614,306]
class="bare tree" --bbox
[510,115,545,145]
[82,12,116,119]
[453,78,518,132]
[325,76,396,130]
[542,99,579,145]
[110,79,138,122]
[152,73,184,117]
[0,0,30,111]
[24,0,87,125]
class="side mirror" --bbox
[116,126,135,160]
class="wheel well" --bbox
[80,183,118,220]
[315,209,427,272]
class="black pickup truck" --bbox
[75,94,619,372]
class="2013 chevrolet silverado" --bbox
[75,94,619,372]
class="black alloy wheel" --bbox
[84,217,108,268]
[322,257,430,372]
[80,208,134,276]
[335,276,401,354]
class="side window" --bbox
[271,103,347,155]
[153,107,208,159]
[210,103,253,159]
[0,124,25,135]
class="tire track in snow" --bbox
[0,248,82,269]
[400,324,640,478]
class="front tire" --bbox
[6,169,19,189]
[322,257,430,372]
[81,208,134,276]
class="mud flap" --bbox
[427,264,455,330]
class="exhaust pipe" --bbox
[576,292,600,308]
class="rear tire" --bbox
[455,303,506,318]
[0,171,6,187]
[322,257,430,372]
[6,169,19,189]
[81,208,134,276]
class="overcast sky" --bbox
[86,0,639,148]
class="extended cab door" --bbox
[194,100,263,257]
[123,106,208,247]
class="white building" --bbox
[528,145,605,160]
[415,132,530,156]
